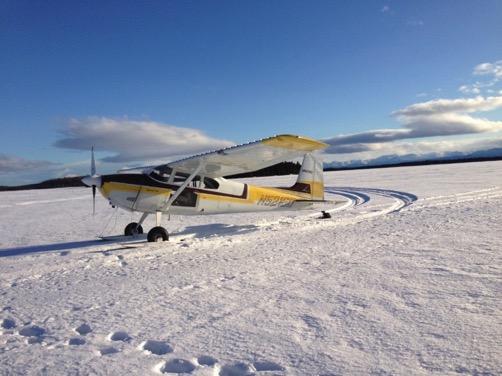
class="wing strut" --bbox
[160,163,204,213]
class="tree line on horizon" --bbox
[1,157,501,192]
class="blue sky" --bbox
[1,0,502,184]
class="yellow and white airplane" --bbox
[81,134,328,242]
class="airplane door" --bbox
[133,187,167,213]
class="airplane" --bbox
[81,134,328,242]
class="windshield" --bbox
[149,169,219,189]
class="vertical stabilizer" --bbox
[290,153,324,200]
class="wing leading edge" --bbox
[152,134,328,178]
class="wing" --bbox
[151,134,328,178]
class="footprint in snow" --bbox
[197,355,218,366]
[108,331,131,342]
[18,325,45,337]
[68,337,86,346]
[26,336,43,344]
[74,323,92,335]
[97,346,119,356]
[218,360,284,375]
[253,360,284,372]
[17,325,46,344]
[1,318,16,329]
[219,362,254,376]
[157,358,196,374]
[116,255,127,267]
[138,339,173,355]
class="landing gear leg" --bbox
[147,211,169,242]
[124,212,149,236]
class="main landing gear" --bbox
[124,222,143,236]
[147,227,169,242]
[124,212,169,242]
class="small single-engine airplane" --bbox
[81,134,328,242]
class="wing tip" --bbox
[264,134,329,150]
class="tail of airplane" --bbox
[289,153,324,200]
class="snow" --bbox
[1,161,501,375]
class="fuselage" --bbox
[99,173,314,215]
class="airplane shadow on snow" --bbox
[175,223,259,239]
[0,223,259,258]
[0,237,145,258]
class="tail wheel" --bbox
[124,222,144,236]
[147,226,169,242]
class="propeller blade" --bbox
[91,146,96,176]
[92,185,96,215]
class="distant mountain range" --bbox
[324,148,502,169]
[1,149,501,191]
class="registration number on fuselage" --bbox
[257,194,294,207]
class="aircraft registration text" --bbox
[257,195,294,207]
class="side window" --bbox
[149,169,169,182]
[203,177,219,189]
[191,175,201,187]
[172,189,197,207]
[173,171,189,184]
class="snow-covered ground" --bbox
[1,161,501,375]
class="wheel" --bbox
[124,222,144,236]
[147,226,169,242]
[320,211,332,219]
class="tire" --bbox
[147,226,169,242]
[124,222,144,236]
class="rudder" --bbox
[290,153,324,200]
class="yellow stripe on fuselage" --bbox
[100,181,173,199]
[198,185,307,204]
[101,181,313,206]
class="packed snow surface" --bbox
[1,161,501,375]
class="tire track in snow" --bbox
[409,186,502,211]
[323,186,417,215]
[420,186,499,201]
[256,186,420,233]
[324,188,370,207]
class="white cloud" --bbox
[54,117,235,163]
[0,154,55,174]
[458,80,497,95]
[474,60,502,78]
[323,135,502,163]
[459,60,502,95]
[324,96,502,154]
[459,85,480,95]
[381,5,390,13]
[393,96,502,116]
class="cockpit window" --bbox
[188,176,218,189]
[149,167,190,184]
[149,170,219,189]
[203,177,219,189]
[149,169,169,182]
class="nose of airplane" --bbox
[81,175,102,187]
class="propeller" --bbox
[91,145,96,175]
[81,146,102,215]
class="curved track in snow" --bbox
[324,186,418,214]
[315,185,502,230]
